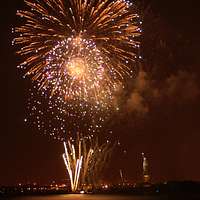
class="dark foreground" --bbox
[1,181,200,199]
[1,194,200,200]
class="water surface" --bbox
[4,194,199,200]
[6,194,162,200]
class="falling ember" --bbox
[26,89,111,140]
[15,0,141,104]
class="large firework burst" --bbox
[14,0,141,104]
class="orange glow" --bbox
[67,58,86,79]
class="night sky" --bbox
[1,0,200,185]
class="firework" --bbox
[63,141,83,192]
[25,88,111,140]
[82,138,116,187]
[63,135,115,192]
[14,0,141,104]
[14,0,141,191]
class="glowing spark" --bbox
[26,89,109,139]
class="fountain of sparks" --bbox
[63,140,84,192]
[62,137,115,192]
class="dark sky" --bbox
[1,0,200,185]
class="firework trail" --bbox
[63,135,115,192]
[14,0,141,104]
[63,140,83,192]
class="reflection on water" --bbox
[8,194,166,200]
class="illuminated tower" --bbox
[142,153,150,183]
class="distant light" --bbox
[80,190,85,194]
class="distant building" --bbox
[142,153,150,184]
